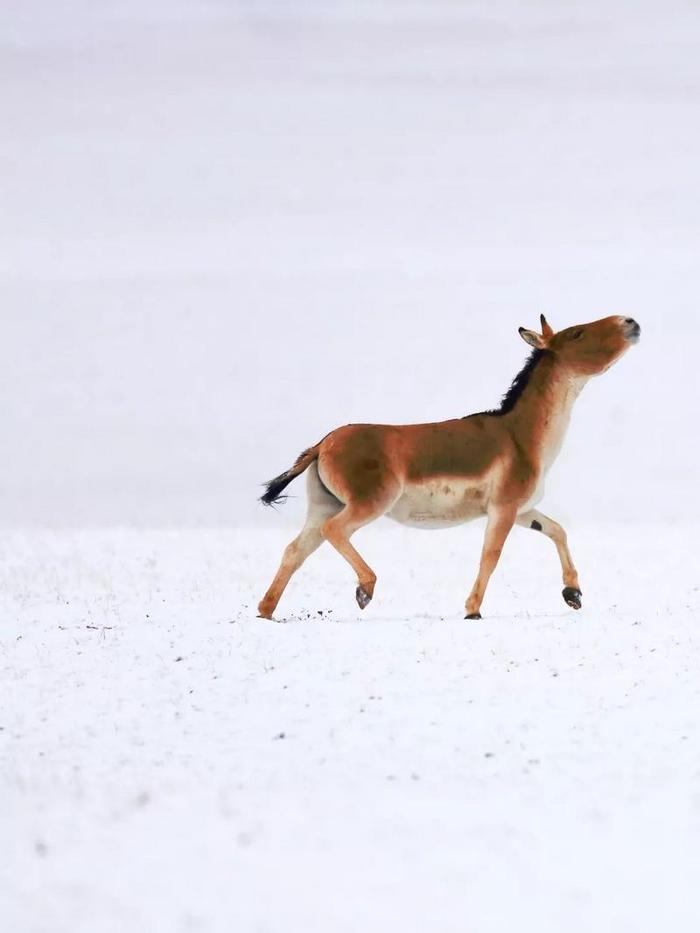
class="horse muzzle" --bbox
[622,317,641,343]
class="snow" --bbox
[3,524,700,932]
[3,0,700,930]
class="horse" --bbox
[257,314,640,620]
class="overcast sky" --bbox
[2,0,698,527]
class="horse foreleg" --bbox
[516,509,582,609]
[465,505,517,619]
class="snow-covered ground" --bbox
[3,523,700,932]
[3,1,700,930]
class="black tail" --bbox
[260,444,320,506]
[260,471,296,506]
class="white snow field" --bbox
[2,524,700,933]
[3,0,700,931]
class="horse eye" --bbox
[572,330,584,340]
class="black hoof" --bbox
[465,612,482,620]
[356,585,372,610]
[562,587,583,610]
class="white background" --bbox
[2,0,698,529]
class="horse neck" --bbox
[504,355,588,469]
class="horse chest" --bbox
[517,476,546,514]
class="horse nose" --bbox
[623,317,641,341]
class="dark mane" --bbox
[466,348,550,418]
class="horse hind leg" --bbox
[257,464,341,620]
[320,483,401,611]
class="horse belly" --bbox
[387,479,487,529]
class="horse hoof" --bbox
[562,587,582,610]
[465,612,482,620]
[257,600,274,620]
[356,585,372,610]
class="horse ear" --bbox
[540,314,554,339]
[518,326,547,350]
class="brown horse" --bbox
[258,314,640,620]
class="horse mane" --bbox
[466,348,550,418]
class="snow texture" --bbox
[3,525,700,932]
[2,0,700,931]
